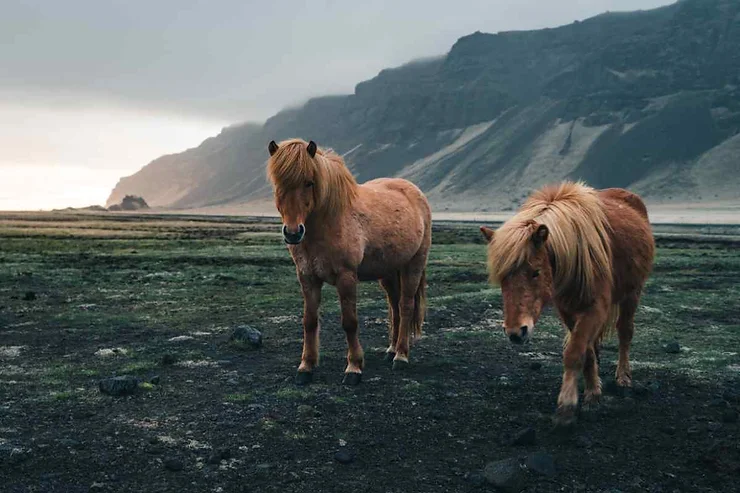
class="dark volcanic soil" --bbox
[1,215,739,492]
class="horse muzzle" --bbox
[282,224,306,244]
[505,324,530,345]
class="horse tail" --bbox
[599,303,621,343]
[410,269,427,339]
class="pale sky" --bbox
[0,0,674,210]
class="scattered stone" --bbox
[161,354,178,365]
[23,291,36,301]
[664,341,681,354]
[72,409,96,420]
[57,439,83,449]
[721,410,738,423]
[510,427,537,446]
[146,445,163,455]
[90,482,106,490]
[687,426,701,436]
[168,335,194,342]
[164,458,184,471]
[256,463,271,471]
[99,376,140,396]
[39,473,64,481]
[397,447,407,460]
[150,375,161,385]
[207,448,232,464]
[229,326,263,349]
[483,458,525,492]
[334,449,355,465]
[526,452,556,477]
[465,471,486,486]
[94,348,127,358]
[529,362,542,371]
[573,435,593,448]
[0,346,23,358]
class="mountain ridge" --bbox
[108,0,740,211]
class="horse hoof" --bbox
[295,371,313,386]
[384,351,396,362]
[582,393,601,413]
[616,375,632,388]
[553,405,578,428]
[342,372,362,386]
[392,359,409,371]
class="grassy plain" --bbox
[0,212,738,492]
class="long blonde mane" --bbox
[487,181,613,306]
[266,138,357,215]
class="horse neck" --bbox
[312,155,357,219]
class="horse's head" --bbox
[481,222,553,344]
[267,139,319,244]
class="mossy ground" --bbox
[1,212,738,492]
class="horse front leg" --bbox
[296,275,322,385]
[337,272,364,386]
[555,302,607,426]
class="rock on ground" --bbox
[526,452,556,477]
[483,458,525,492]
[99,376,140,396]
[664,341,681,354]
[229,326,262,349]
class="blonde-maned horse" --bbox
[267,138,431,385]
[480,181,654,425]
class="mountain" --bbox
[107,0,740,212]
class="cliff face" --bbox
[108,0,740,211]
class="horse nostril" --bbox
[282,224,288,236]
[509,333,522,344]
[298,224,305,235]
[520,325,529,338]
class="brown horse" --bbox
[480,181,654,424]
[266,138,432,385]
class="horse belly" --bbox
[356,245,416,281]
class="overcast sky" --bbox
[0,0,674,210]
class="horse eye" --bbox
[305,181,314,188]
[532,270,540,279]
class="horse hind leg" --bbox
[379,273,401,362]
[616,295,639,387]
[582,345,601,408]
[393,258,427,370]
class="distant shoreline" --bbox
[4,200,738,225]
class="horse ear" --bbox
[307,140,317,158]
[480,226,495,243]
[268,140,279,156]
[532,224,549,248]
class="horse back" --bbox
[598,188,655,302]
[598,188,649,220]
